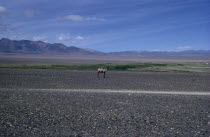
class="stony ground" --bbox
[0,69,210,136]
[0,69,210,91]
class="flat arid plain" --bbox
[0,55,210,136]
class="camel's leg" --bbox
[104,72,105,78]
[97,72,100,78]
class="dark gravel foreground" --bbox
[0,89,210,137]
[0,69,210,136]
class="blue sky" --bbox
[0,0,209,52]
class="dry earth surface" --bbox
[0,68,210,136]
[0,54,210,65]
[0,55,210,136]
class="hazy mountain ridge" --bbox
[0,38,104,55]
[108,50,210,56]
[0,38,209,56]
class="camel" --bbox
[97,67,108,78]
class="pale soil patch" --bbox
[0,54,210,65]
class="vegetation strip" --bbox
[0,62,209,73]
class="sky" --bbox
[0,0,209,52]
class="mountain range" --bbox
[0,38,209,56]
[0,38,105,55]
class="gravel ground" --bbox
[0,89,210,137]
[0,69,210,91]
[0,69,210,136]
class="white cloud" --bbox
[32,36,48,42]
[55,34,85,45]
[176,46,192,50]
[0,6,8,15]
[56,34,85,41]
[56,33,72,41]
[63,15,84,21]
[75,36,84,40]
[86,17,106,22]
[63,14,106,22]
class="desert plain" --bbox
[0,55,210,136]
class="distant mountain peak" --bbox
[0,38,209,56]
[1,38,10,41]
[108,50,210,56]
[0,38,105,55]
